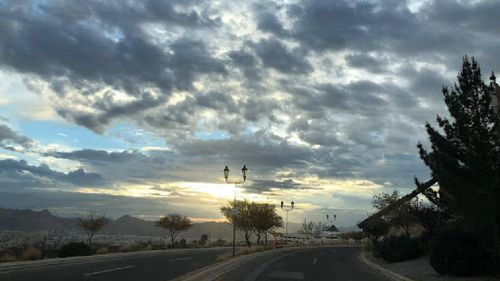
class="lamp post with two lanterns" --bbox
[280,200,295,243]
[223,165,248,257]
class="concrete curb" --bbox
[358,251,415,281]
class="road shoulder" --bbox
[358,251,414,281]
[359,251,500,281]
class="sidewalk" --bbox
[362,251,500,281]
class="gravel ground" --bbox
[365,252,500,281]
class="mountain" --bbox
[0,207,354,240]
[0,208,235,239]
[0,207,79,232]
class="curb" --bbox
[358,251,415,281]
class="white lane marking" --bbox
[84,265,134,277]
[168,257,193,263]
[313,257,318,264]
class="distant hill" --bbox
[0,208,356,241]
[0,208,235,240]
[0,207,79,232]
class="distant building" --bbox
[322,224,340,239]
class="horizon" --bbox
[1,0,499,228]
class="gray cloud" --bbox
[0,0,227,133]
[0,124,33,151]
[252,38,312,74]
[1,0,499,225]
[0,159,107,188]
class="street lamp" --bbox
[280,201,295,243]
[326,213,337,226]
[223,165,248,257]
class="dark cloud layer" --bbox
[0,124,33,151]
[0,159,107,188]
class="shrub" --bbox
[340,231,365,241]
[21,247,42,260]
[96,247,108,255]
[430,224,493,276]
[0,254,17,262]
[377,235,424,262]
[59,242,90,257]
[119,244,133,252]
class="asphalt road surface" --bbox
[0,247,233,281]
[218,246,389,281]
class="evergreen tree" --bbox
[417,56,500,253]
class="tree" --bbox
[78,211,109,250]
[199,234,208,247]
[221,200,255,247]
[156,214,193,247]
[363,216,389,249]
[221,200,282,247]
[372,191,417,237]
[408,204,449,241]
[417,56,500,253]
[251,203,283,245]
[312,222,327,238]
[298,219,314,238]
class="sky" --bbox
[0,0,499,227]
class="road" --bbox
[217,246,389,281]
[0,246,389,281]
[0,247,233,281]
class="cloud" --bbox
[0,159,107,188]
[0,124,33,151]
[0,0,227,133]
[1,0,499,224]
[251,38,312,75]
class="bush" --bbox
[96,247,108,255]
[430,225,493,276]
[377,235,424,262]
[59,242,90,257]
[21,247,42,260]
[119,244,133,252]
[0,254,17,262]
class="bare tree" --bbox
[78,211,109,249]
[156,214,193,247]
[298,219,314,238]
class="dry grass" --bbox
[119,245,133,253]
[21,247,42,261]
[0,254,17,262]
[216,246,273,262]
[96,247,109,255]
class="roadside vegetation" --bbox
[220,200,283,247]
[361,57,500,278]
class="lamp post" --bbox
[326,213,336,226]
[223,165,248,257]
[280,200,295,243]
